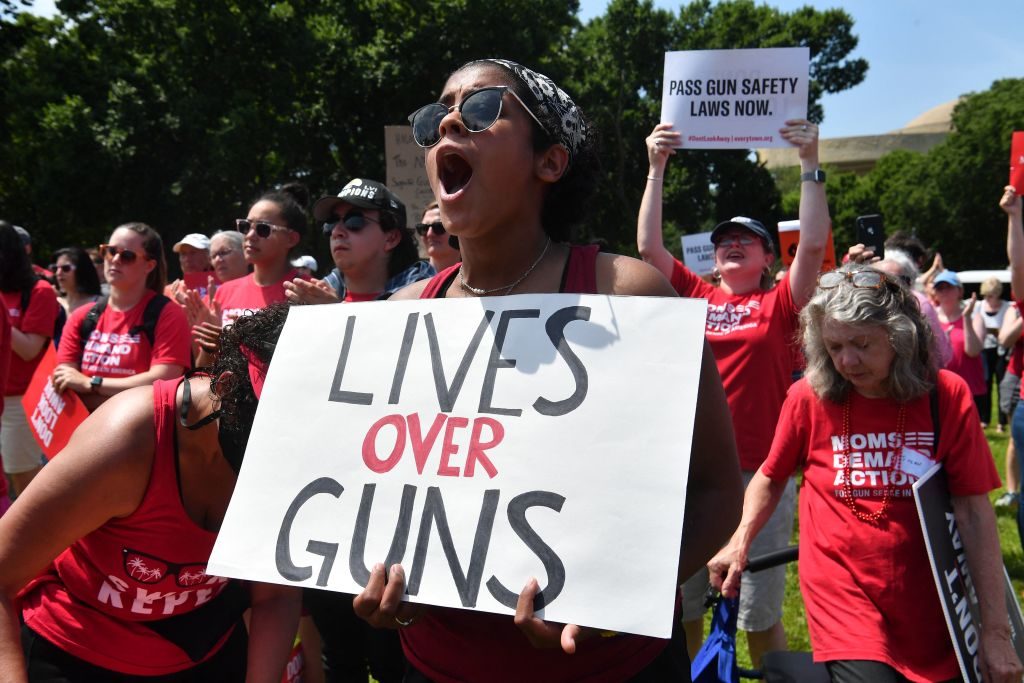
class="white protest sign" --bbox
[660,47,809,149]
[682,231,716,276]
[209,294,707,638]
[385,125,434,227]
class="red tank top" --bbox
[20,378,237,675]
[405,244,667,682]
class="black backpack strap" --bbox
[78,296,109,353]
[929,386,941,452]
[129,294,171,347]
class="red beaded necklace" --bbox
[840,393,907,525]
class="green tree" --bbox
[0,0,579,263]
[821,78,1024,269]
[563,0,867,254]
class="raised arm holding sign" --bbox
[637,63,829,663]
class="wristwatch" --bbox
[90,375,103,393]
[800,169,826,183]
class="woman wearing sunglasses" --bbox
[352,58,742,682]
[188,185,307,361]
[416,201,460,272]
[53,247,102,316]
[636,120,829,664]
[0,304,301,681]
[709,264,1020,683]
[53,223,190,412]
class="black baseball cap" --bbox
[313,179,407,229]
[710,216,774,252]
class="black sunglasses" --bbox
[407,86,546,148]
[54,263,76,274]
[99,244,145,264]
[235,218,288,238]
[415,221,445,236]
[322,212,380,236]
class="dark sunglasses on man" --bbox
[322,211,380,236]
[98,244,146,264]
[415,220,459,250]
[415,221,445,236]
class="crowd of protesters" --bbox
[0,56,1019,683]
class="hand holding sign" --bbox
[645,123,681,171]
[514,577,595,653]
[779,118,819,164]
[353,563,427,629]
[1001,185,1022,221]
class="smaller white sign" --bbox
[660,47,809,149]
[682,231,716,276]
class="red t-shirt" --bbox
[213,270,299,326]
[3,280,59,395]
[55,291,191,379]
[0,305,10,413]
[761,372,1000,682]
[670,258,799,470]
[941,316,986,395]
[20,379,236,674]
[343,291,380,303]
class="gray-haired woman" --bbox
[708,265,1021,683]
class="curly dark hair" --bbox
[209,303,291,439]
[454,61,601,243]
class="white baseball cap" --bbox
[172,233,211,252]
[291,255,318,272]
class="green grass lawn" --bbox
[722,417,1023,671]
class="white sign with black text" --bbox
[209,294,707,638]
[682,231,716,276]
[660,47,809,149]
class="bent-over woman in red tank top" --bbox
[0,304,300,682]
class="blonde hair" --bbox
[980,277,1003,298]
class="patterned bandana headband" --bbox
[478,58,589,165]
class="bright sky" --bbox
[28,0,1022,139]
[579,0,1023,139]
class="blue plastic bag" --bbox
[690,595,739,683]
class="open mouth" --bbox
[439,152,473,196]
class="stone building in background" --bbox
[757,99,959,174]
